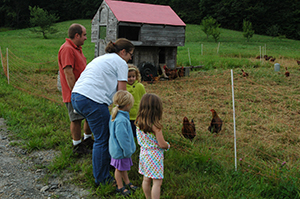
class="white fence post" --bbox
[259,46,262,62]
[0,47,3,74]
[231,69,237,171]
[6,48,9,84]
[188,48,191,65]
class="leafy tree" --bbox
[212,26,221,42]
[201,16,220,41]
[243,20,254,42]
[29,6,59,39]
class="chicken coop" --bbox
[91,0,186,81]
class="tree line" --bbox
[1,0,300,40]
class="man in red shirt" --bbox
[58,23,93,156]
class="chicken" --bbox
[285,67,290,77]
[241,69,248,77]
[264,55,272,61]
[159,64,169,78]
[208,109,223,134]
[182,117,196,141]
[255,55,261,59]
[178,66,185,77]
[270,58,276,62]
[163,65,171,75]
[296,60,300,65]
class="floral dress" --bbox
[136,127,165,179]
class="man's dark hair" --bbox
[68,24,83,39]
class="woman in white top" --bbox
[71,38,134,186]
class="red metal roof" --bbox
[105,0,186,26]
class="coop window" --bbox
[99,26,106,40]
[118,26,140,41]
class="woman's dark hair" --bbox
[105,38,135,54]
[68,24,83,39]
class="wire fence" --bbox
[1,48,300,185]
[0,47,63,105]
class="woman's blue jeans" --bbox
[71,92,113,185]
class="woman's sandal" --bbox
[126,182,139,192]
[116,186,131,197]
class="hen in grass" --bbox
[208,109,223,134]
[241,69,248,77]
[285,67,290,77]
[182,117,196,141]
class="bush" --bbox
[243,20,255,42]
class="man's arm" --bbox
[64,66,76,91]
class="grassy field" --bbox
[1,20,300,198]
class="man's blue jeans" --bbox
[71,92,113,185]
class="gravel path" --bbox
[0,118,90,199]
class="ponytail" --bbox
[105,38,134,54]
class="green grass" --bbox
[1,19,300,198]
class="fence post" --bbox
[265,44,267,56]
[188,48,191,65]
[0,47,3,75]
[6,48,9,84]
[201,44,203,55]
[231,69,237,171]
[259,46,262,62]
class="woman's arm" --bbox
[153,125,170,150]
[117,81,127,91]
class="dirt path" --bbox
[0,118,90,199]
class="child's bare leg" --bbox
[121,170,130,185]
[142,176,152,199]
[115,169,125,189]
[152,179,163,199]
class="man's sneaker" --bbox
[82,137,94,150]
[73,142,92,157]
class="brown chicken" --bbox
[285,67,290,77]
[270,58,276,62]
[167,69,178,79]
[182,117,196,141]
[178,66,185,77]
[163,65,178,79]
[296,60,300,65]
[264,55,272,61]
[241,69,248,77]
[163,65,171,74]
[208,109,223,134]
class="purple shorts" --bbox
[110,158,133,171]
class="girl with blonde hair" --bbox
[109,90,138,197]
[127,64,146,137]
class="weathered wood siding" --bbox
[133,47,159,67]
[131,47,177,69]
[91,1,118,57]
[165,47,177,69]
[140,24,185,46]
